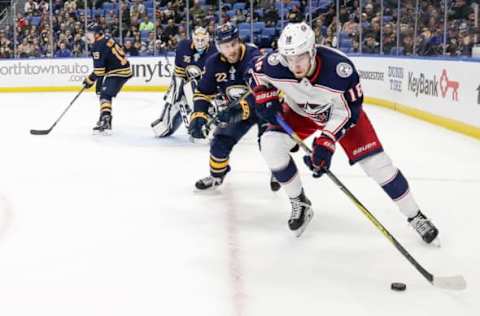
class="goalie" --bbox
[151,27,217,137]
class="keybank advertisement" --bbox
[352,56,480,127]
[0,56,175,87]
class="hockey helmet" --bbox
[214,22,239,46]
[86,22,103,34]
[278,22,316,60]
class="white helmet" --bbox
[278,22,316,59]
[192,27,210,52]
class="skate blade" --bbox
[189,136,210,145]
[193,184,223,194]
[294,209,314,238]
[93,129,112,136]
[428,237,441,248]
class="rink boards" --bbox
[0,55,479,138]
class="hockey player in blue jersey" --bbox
[250,22,439,242]
[151,27,217,137]
[189,23,280,191]
[82,23,132,135]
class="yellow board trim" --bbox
[0,86,169,93]
[365,96,480,140]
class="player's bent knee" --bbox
[261,131,294,169]
[359,151,398,184]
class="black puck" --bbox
[391,282,407,291]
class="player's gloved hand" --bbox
[216,107,235,126]
[253,85,281,125]
[189,112,209,139]
[303,134,336,178]
[216,100,250,126]
[82,75,95,89]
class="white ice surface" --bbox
[0,92,478,316]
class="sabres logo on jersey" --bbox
[300,102,332,124]
[185,65,203,81]
[225,85,249,101]
[183,55,192,63]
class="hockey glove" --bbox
[303,134,336,178]
[216,99,250,126]
[83,74,95,89]
[189,112,209,139]
[253,85,281,125]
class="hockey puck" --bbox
[391,282,407,291]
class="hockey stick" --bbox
[274,114,466,291]
[30,87,86,135]
[177,102,191,128]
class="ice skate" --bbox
[288,190,314,237]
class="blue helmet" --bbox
[215,23,239,45]
[87,22,103,34]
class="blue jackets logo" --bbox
[301,102,332,123]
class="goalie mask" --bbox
[192,27,210,54]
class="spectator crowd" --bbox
[0,0,478,59]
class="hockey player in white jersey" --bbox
[250,22,439,242]
[151,27,217,137]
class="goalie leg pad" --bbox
[151,103,183,137]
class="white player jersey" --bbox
[251,46,363,140]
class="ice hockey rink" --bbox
[0,91,478,316]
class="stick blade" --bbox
[30,129,51,135]
[433,275,467,290]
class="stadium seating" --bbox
[0,0,476,58]
[233,3,247,11]
[30,16,41,27]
